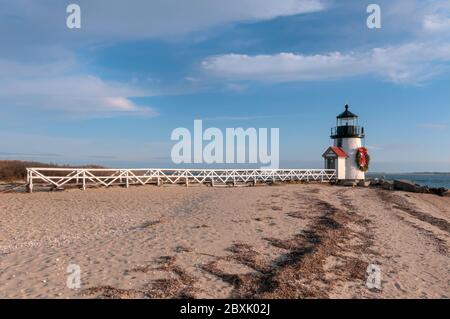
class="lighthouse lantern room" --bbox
[323,105,369,181]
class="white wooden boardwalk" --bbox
[26,168,336,192]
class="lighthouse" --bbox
[322,105,368,182]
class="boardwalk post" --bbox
[27,170,33,193]
[82,170,86,190]
[126,171,129,188]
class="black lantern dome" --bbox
[331,104,364,139]
[337,104,358,120]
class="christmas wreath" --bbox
[355,147,370,172]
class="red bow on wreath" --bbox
[358,148,367,167]
[356,147,370,172]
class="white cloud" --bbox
[418,0,450,35]
[199,0,450,86]
[0,0,326,46]
[202,52,362,81]
[371,42,450,83]
[0,0,328,116]
[382,0,450,36]
[0,57,76,78]
[202,42,450,84]
[0,60,156,117]
[102,97,142,112]
[423,14,450,32]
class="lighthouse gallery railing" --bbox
[26,168,336,192]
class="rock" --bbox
[340,180,358,187]
[381,179,394,190]
[429,187,449,197]
[393,180,428,193]
[358,180,371,187]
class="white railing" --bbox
[26,168,336,192]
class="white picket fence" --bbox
[26,168,336,192]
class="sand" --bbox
[0,184,449,299]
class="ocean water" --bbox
[367,173,450,189]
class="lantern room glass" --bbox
[337,116,358,127]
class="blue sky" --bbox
[0,0,449,172]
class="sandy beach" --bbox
[0,183,449,299]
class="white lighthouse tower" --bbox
[322,105,367,182]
